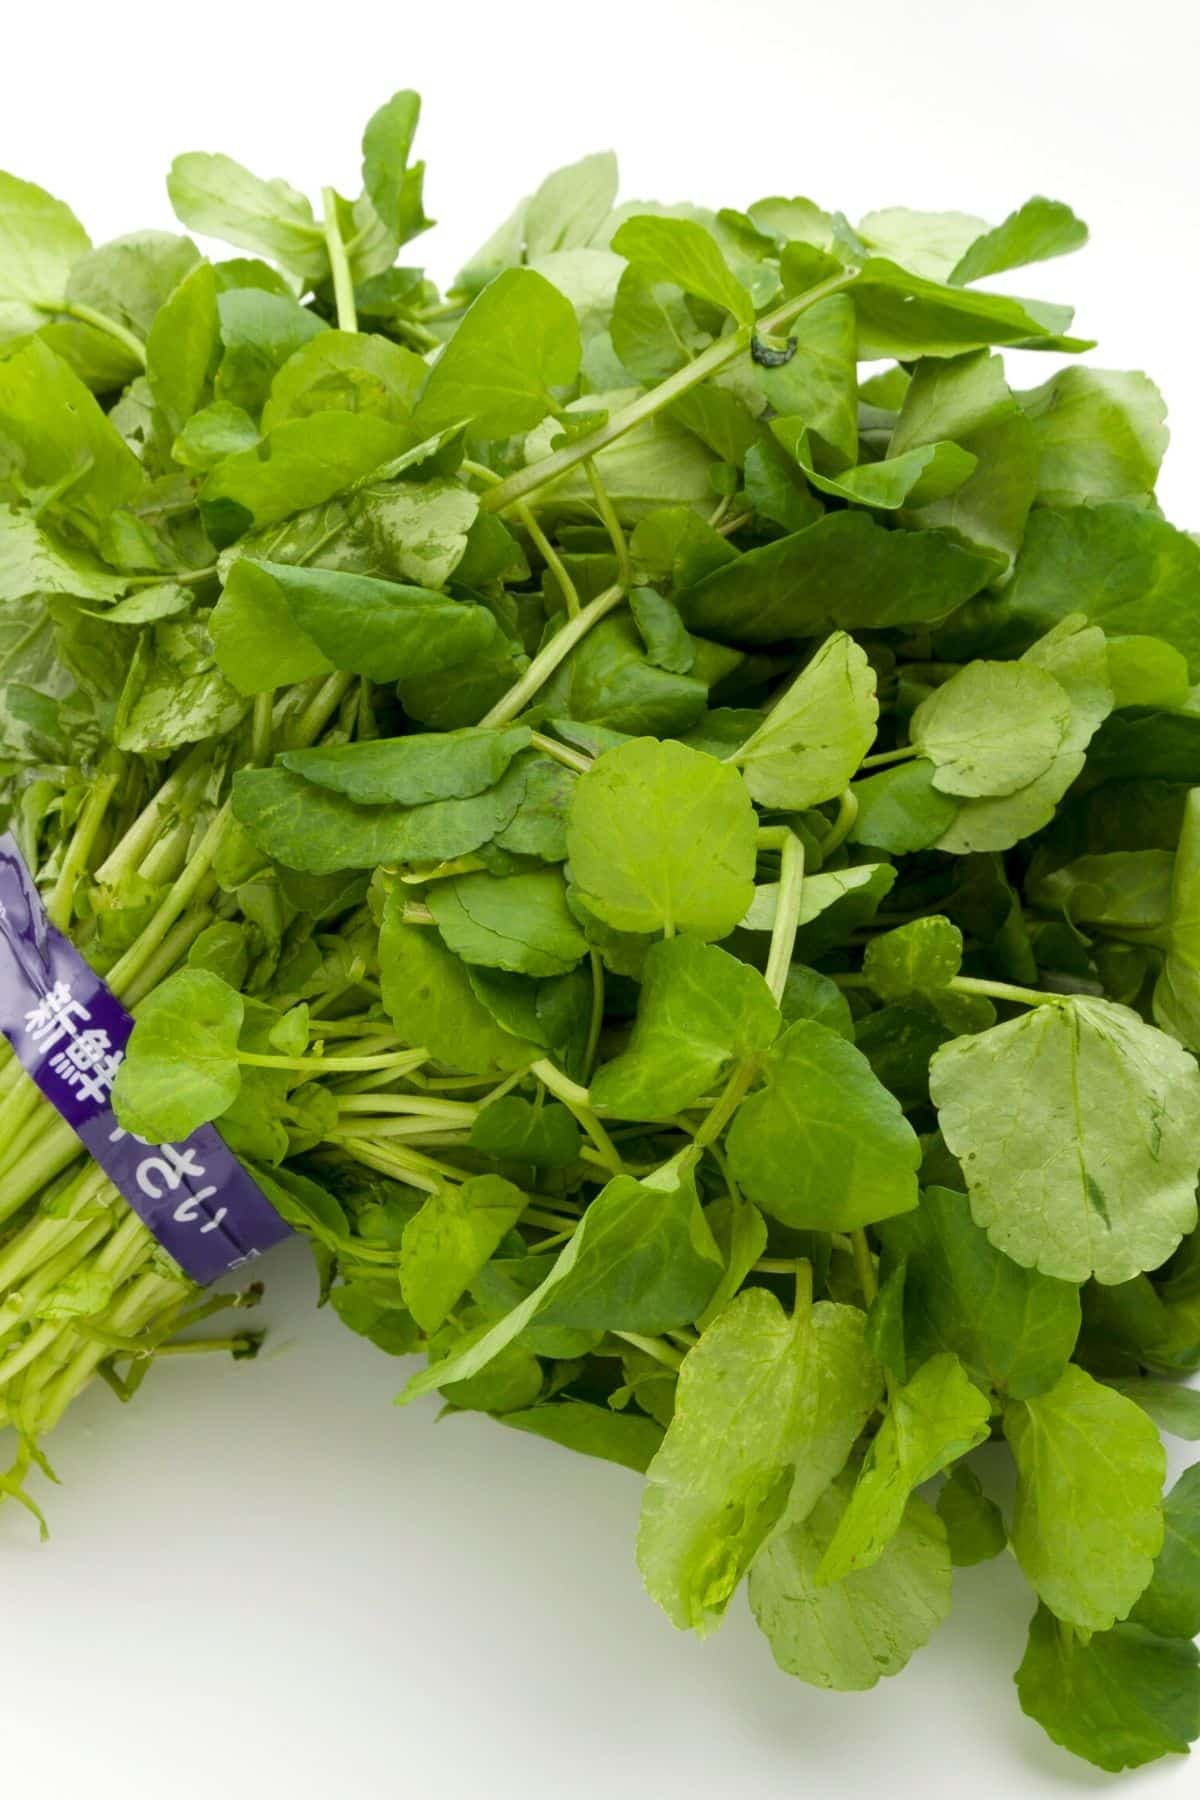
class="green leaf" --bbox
[401,1167,722,1403]
[611,215,754,326]
[280,727,532,806]
[0,504,124,603]
[753,294,857,470]
[233,754,530,874]
[360,88,431,255]
[0,170,90,337]
[172,400,258,470]
[910,661,1071,797]
[750,1475,952,1688]
[1154,789,1200,1052]
[1107,1379,1200,1441]
[261,329,425,429]
[199,412,408,543]
[639,1290,880,1635]
[850,257,1083,361]
[565,738,757,939]
[1005,1363,1166,1630]
[1131,1464,1200,1641]
[524,151,619,256]
[145,259,220,437]
[380,895,539,1073]
[611,264,708,384]
[500,1399,662,1473]
[0,337,142,531]
[949,196,1088,284]
[112,968,242,1141]
[676,511,994,643]
[858,208,987,282]
[212,558,499,694]
[67,231,199,342]
[775,422,977,512]
[467,1096,582,1168]
[414,268,581,438]
[1016,1605,1200,1774]
[934,617,1113,855]
[1021,367,1167,507]
[400,1174,528,1333]
[863,918,963,1001]
[727,1019,921,1231]
[889,349,1037,568]
[878,1186,1081,1399]
[851,758,959,853]
[931,995,1200,1284]
[729,632,878,810]
[780,964,854,1039]
[1003,503,1200,677]
[936,1464,1007,1565]
[167,152,325,281]
[817,1353,991,1582]
[590,936,779,1118]
[1107,635,1191,711]
[427,868,587,977]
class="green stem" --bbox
[948,975,1062,1008]
[46,765,120,931]
[858,745,918,772]
[528,731,593,775]
[61,301,147,368]
[585,458,632,588]
[612,1331,684,1371]
[821,789,859,858]
[479,584,626,727]
[321,188,358,333]
[516,500,581,618]
[239,1048,428,1074]
[582,950,605,1083]
[534,1058,625,1176]
[764,831,804,1004]
[852,1229,878,1308]
[252,691,274,765]
[106,805,229,998]
[480,270,857,516]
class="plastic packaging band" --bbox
[0,833,290,1284]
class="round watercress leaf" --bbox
[936,1464,1007,1566]
[878,1186,1081,1400]
[930,995,1200,1285]
[565,737,757,940]
[467,1096,582,1168]
[1016,1605,1200,1775]
[1130,1464,1200,1642]
[279,727,533,807]
[910,660,1072,797]
[750,1476,952,1690]
[400,1174,528,1334]
[427,868,588,979]
[638,1290,880,1637]
[729,631,879,811]
[727,1019,921,1232]
[413,266,582,439]
[863,916,963,1001]
[379,893,538,1073]
[1004,1364,1166,1632]
[590,936,779,1119]
[851,758,959,853]
[111,967,243,1142]
[816,1353,991,1584]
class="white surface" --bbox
[2,2,1198,1793]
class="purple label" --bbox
[0,833,289,1284]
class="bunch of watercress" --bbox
[2,89,1199,1774]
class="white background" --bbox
[3,1,1199,1793]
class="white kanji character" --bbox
[171,1185,220,1223]
[49,1029,124,1105]
[25,981,90,1052]
[198,1207,229,1235]
[134,1144,208,1200]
